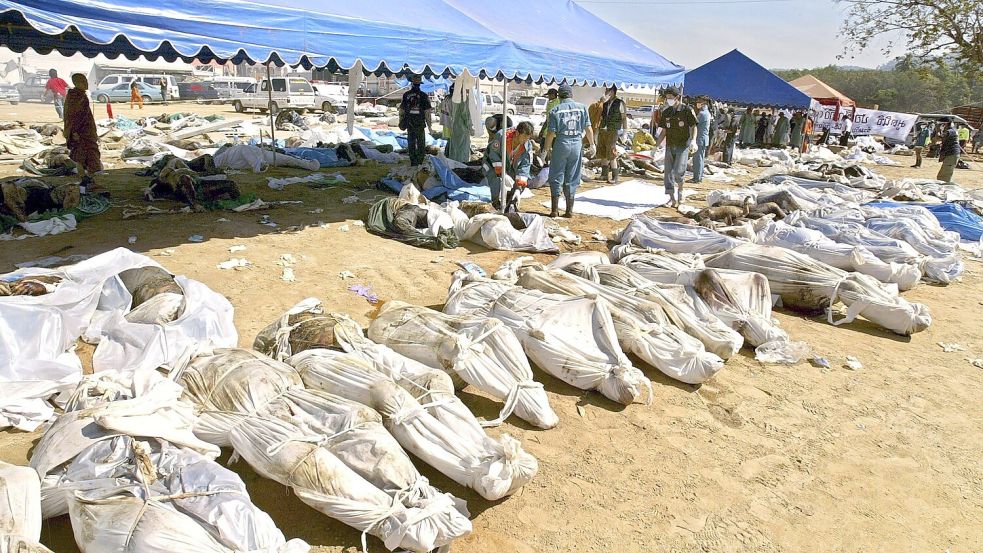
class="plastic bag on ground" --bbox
[705,244,931,335]
[754,340,810,364]
[514,263,726,384]
[444,276,652,404]
[287,348,537,501]
[368,301,558,429]
[618,216,743,255]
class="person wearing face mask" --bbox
[654,87,697,208]
[597,85,627,183]
[690,96,711,184]
[398,74,433,166]
[482,121,536,211]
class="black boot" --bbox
[612,166,620,184]
[549,194,559,218]
[600,166,609,182]
[562,190,574,218]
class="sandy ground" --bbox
[2,100,983,552]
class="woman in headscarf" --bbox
[64,74,103,190]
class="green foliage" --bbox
[775,60,983,113]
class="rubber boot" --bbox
[612,165,620,184]
[562,189,574,218]
[600,166,609,182]
[549,193,560,218]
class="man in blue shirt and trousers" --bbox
[543,84,595,218]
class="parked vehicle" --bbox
[178,81,221,102]
[311,83,348,113]
[627,105,655,120]
[232,77,316,114]
[481,92,514,116]
[14,74,48,103]
[0,83,20,104]
[208,76,256,102]
[515,96,549,116]
[91,81,163,104]
[96,74,179,99]
[883,113,976,147]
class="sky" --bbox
[574,0,898,70]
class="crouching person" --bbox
[482,121,535,211]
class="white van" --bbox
[233,77,317,113]
[97,74,179,99]
[208,76,256,101]
[481,92,515,116]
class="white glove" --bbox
[688,140,697,153]
[617,129,625,138]
[587,145,596,158]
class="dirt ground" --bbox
[2,100,982,553]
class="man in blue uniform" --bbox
[543,84,595,218]
[690,95,711,184]
[655,87,697,208]
[399,75,433,166]
[482,121,536,211]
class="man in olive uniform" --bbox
[596,85,627,183]
[399,75,433,166]
[544,84,595,218]
[655,87,697,208]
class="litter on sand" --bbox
[339,270,355,280]
[188,234,204,243]
[216,258,251,270]
[938,342,966,352]
[844,356,863,370]
[348,284,379,304]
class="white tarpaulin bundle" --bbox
[27,371,303,553]
[704,244,931,336]
[444,276,652,405]
[618,216,743,255]
[513,263,726,385]
[557,258,754,355]
[612,248,788,346]
[449,209,559,253]
[214,144,320,172]
[786,213,957,284]
[755,220,922,291]
[0,249,237,432]
[178,349,472,551]
[287,348,537,502]
[0,461,53,553]
[368,301,558,429]
[864,211,962,259]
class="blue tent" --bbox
[684,49,811,109]
[395,78,452,94]
[0,0,685,86]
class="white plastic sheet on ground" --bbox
[214,144,320,172]
[705,243,931,335]
[287,348,537,502]
[444,276,652,404]
[179,349,472,552]
[619,216,743,255]
[513,263,726,385]
[0,461,53,553]
[0,249,237,431]
[368,301,558,429]
[755,220,922,291]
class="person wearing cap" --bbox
[655,87,697,207]
[544,84,594,218]
[936,117,960,183]
[537,88,560,146]
[690,95,712,184]
[482,121,536,211]
[399,75,433,166]
[597,85,627,183]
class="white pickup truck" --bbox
[232,77,317,114]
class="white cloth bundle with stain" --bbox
[178,349,472,552]
[755,219,922,291]
[368,301,558,429]
[618,216,743,255]
[555,256,748,358]
[513,262,727,385]
[704,243,931,336]
[0,461,53,553]
[287,348,538,502]
[444,275,651,405]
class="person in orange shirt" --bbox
[801,115,814,153]
[130,81,144,110]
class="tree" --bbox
[836,0,982,74]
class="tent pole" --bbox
[500,78,508,212]
[266,62,277,167]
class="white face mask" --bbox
[666,98,677,107]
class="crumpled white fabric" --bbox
[214,144,319,173]
[0,460,53,553]
[19,214,77,237]
[619,216,743,255]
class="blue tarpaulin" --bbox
[683,50,812,109]
[867,201,983,242]
[0,0,684,86]
[283,147,352,168]
[395,78,452,94]
[426,155,490,202]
